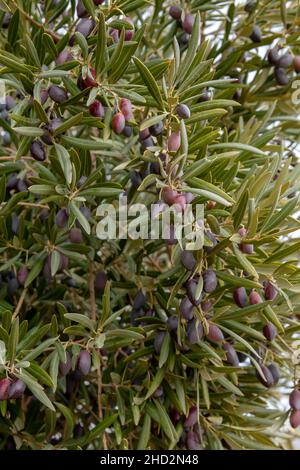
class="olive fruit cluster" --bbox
[289,389,300,428]
[0,377,26,401]
[267,47,300,86]
[169,6,195,46]
[59,350,91,378]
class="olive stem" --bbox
[12,288,28,321]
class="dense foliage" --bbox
[1,0,300,451]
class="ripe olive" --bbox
[77,350,91,376]
[180,250,196,271]
[250,25,262,43]
[89,100,105,118]
[233,287,248,308]
[180,296,195,320]
[59,352,72,377]
[95,271,107,294]
[169,6,182,20]
[55,208,68,229]
[182,13,195,35]
[274,67,289,86]
[206,323,224,343]
[184,406,198,428]
[154,331,166,354]
[8,379,26,399]
[176,103,191,119]
[223,343,239,366]
[203,270,217,293]
[263,280,277,300]
[263,322,277,341]
[168,131,181,152]
[289,389,300,410]
[48,85,68,104]
[187,319,204,344]
[112,112,126,134]
[30,140,46,161]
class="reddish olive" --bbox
[59,352,72,377]
[233,287,248,308]
[263,280,277,300]
[206,323,224,343]
[184,406,198,428]
[223,343,239,367]
[120,98,133,121]
[249,291,263,305]
[112,112,126,134]
[169,6,182,20]
[89,100,105,118]
[17,266,28,286]
[77,350,91,376]
[168,131,181,152]
[8,379,26,399]
[0,378,10,400]
[182,13,195,35]
[289,389,300,410]
[294,56,300,73]
[290,410,300,428]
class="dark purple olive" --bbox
[130,171,143,189]
[290,389,300,410]
[168,131,181,152]
[149,121,164,136]
[40,89,49,105]
[206,323,224,343]
[73,423,84,438]
[186,431,201,450]
[290,410,300,428]
[257,364,274,388]
[180,296,195,320]
[95,271,107,294]
[5,96,15,110]
[77,350,91,375]
[170,408,180,424]
[187,319,203,344]
[249,291,263,305]
[89,100,105,118]
[120,98,133,121]
[233,287,248,308]
[141,136,154,150]
[184,406,198,428]
[133,290,147,309]
[69,227,83,244]
[30,140,46,161]
[176,103,191,119]
[112,112,125,134]
[122,125,132,137]
[0,378,10,400]
[16,179,28,192]
[263,322,277,341]
[169,6,182,20]
[7,277,19,297]
[55,208,68,229]
[6,174,18,191]
[166,316,178,331]
[162,187,179,205]
[2,132,11,146]
[264,280,277,300]
[180,250,196,271]
[186,278,202,306]
[274,67,289,86]
[179,33,189,47]
[139,128,150,140]
[294,56,300,73]
[42,118,63,144]
[268,363,280,384]
[182,13,195,35]
[59,352,72,377]
[75,18,95,37]
[56,50,73,65]
[203,270,217,293]
[48,85,68,104]
[250,25,261,43]
[201,299,212,312]
[8,379,26,399]
[223,343,239,366]
[77,0,88,17]
[154,331,166,354]
[17,266,28,286]
[278,53,293,68]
